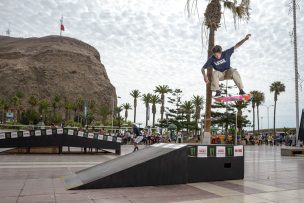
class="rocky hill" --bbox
[0,35,116,112]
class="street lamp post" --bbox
[111,96,121,134]
[235,109,238,145]
[263,105,273,136]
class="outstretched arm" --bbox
[234,34,251,49]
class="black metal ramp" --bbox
[64,143,188,189]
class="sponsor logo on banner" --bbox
[46,129,52,135]
[197,146,208,158]
[23,131,30,137]
[107,136,113,141]
[68,130,74,135]
[234,145,244,157]
[57,128,63,134]
[88,133,94,139]
[216,146,226,157]
[0,133,5,139]
[11,132,18,138]
[35,130,41,136]
[78,131,84,137]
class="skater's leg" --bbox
[225,68,244,90]
[211,70,225,91]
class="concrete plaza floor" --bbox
[0,145,304,203]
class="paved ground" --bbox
[0,145,304,203]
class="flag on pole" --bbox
[60,16,64,36]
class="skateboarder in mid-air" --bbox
[201,34,251,97]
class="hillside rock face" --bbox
[0,35,116,111]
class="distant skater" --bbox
[201,34,251,97]
[133,123,143,152]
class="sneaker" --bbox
[239,89,246,95]
[214,90,221,97]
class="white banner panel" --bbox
[197,146,208,158]
[46,129,52,135]
[234,145,244,157]
[35,130,41,136]
[116,137,122,143]
[0,133,5,139]
[23,131,30,137]
[216,146,226,157]
[68,129,74,135]
[98,135,104,140]
[88,133,94,139]
[78,131,84,137]
[11,132,18,138]
[57,128,63,134]
[107,136,113,141]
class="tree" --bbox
[12,90,24,122]
[180,101,194,132]
[186,0,251,135]
[192,95,204,136]
[122,103,132,122]
[150,94,160,127]
[142,93,152,127]
[38,99,50,121]
[28,95,39,110]
[130,90,141,123]
[250,90,260,135]
[255,91,265,134]
[154,85,172,122]
[270,81,286,136]
[99,105,111,125]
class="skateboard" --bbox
[213,94,253,102]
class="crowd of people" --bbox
[245,133,298,146]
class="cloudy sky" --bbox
[0,0,303,130]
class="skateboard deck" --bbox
[213,94,252,102]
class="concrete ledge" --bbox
[281,147,304,156]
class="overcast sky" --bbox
[0,0,303,130]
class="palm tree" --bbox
[0,99,8,123]
[270,81,286,136]
[154,85,172,121]
[38,99,50,121]
[231,100,250,136]
[122,103,132,122]
[142,93,152,127]
[28,95,39,110]
[15,90,24,122]
[150,94,160,127]
[250,90,259,135]
[52,95,61,116]
[130,90,141,123]
[255,91,265,134]
[181,101,194,132]
[192,95,204,136]
[99,105,111,125]
[186,0,250,134]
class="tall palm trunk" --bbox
[133,99,137,123]
[257,105,260,134]
[273,99,277,137]
[145,103,149,127]
[160,94,165,120]
[252,105,255,135]
[204,28,215,133]
[152,112,156,128]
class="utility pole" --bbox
[263,105,273,136]
[235,109,238,145]
[292,0,300,145]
